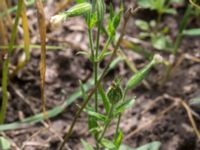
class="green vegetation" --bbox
[0,0,200,150]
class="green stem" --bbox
[98,104,114,143]
[98,36,113,61]
[88,25,100,150]
[0,0,23,124]
[88,29,94,59]
[173,5,192,56]
[94,20,101,112]
[161,5,192,84]
[114,88,127,140]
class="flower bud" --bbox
[107,81,123,104]
[50,14,66,27]
[50,2,92,27]
[66,2,92,17]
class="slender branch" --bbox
[97,104,114,143]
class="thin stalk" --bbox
[88,29,95,61]
[0,0,23,124]
[155,12,162,34]
[114,88,127,140]
[94,23,101,112]
[88,25,99,150]
[58,8,135,150]
[161,5,192,84]
[173,5,192,56]
[98,36,113,61]
[97,104,114,142]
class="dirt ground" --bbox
[0,0,200,150]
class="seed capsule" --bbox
[107,80,123,104]
[66,2,92,17]
[50,2,92,26]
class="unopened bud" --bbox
[50,14,66,27]
[107,81,123,104]
[153,54,164,64]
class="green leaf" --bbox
[126,56,157,90]
[76,0,87,3]
[151,35,167,50]
[183,28,200,36]
[101,138,116,149]
[66,2,92,17]
[86,106,99,132]
[114,130,123,148]
[139,32,150,39]
[112,6,123,30]
[81,139,94,150]
[138,0,154,9]
[76,51,91,60]
[0,137,11,150]
[189,97,200,107]
[109,3,114,19]
[84,109,106,122]
[113,99,135,116]
[170,0,184,4]
[109,57,123,70]
[98,84,110,114]
[135,141,161,150]
[119,144,133,150]
[135,19,149,31]
[97,0,105,24]
[89,12,97,29]
[163,8,177,15]
[107,7,123,36]
[79,80,87,101]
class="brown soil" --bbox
[0,0,200,150]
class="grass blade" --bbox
[11,0,30,77]
[35,0,47,118]
[0,0,23,124]
[0,81,92,131]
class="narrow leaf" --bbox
[126,55,163,90]
[81,139,94,150]
[0,0,23,124]
[114,130,123,148]
[98,84,110,114]
[101,138,116,149]
[189,97,200,107]
[0,137,11,150]
[135,19,149,31]
[183,28,200,36]
[114,99,135,116]
[84,109,106,122]
[79,80,87,101]
[136,141,161,150]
